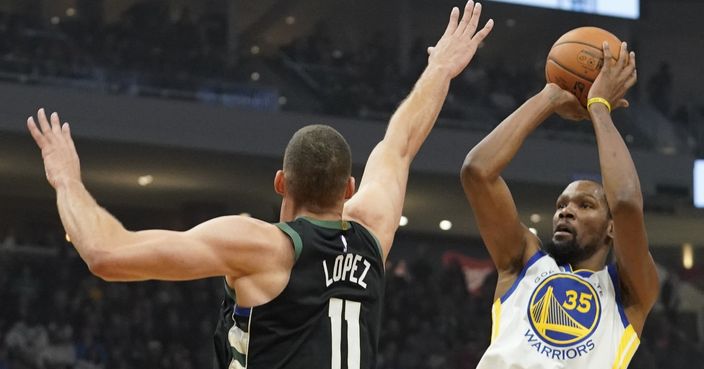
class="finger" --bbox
[601,41,614,70]
[471,18,494,43]
[62,122,77,152]
[616,98,630,109]
[462,1,482,37]
[443,7,460,36]
[617,41,628,68]
[27,117,47,148]
[624,69,637,89]
[457,1,476,35]
[36,108,51,133]
[50,112,62,134]
[427,46,435,55]
[629,51,636,69]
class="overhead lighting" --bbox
[50,16,60,25]
[250,45,260,55]
[530,213,541,224]
[278,96,287,105]
[683,243,694,270]
[399,216,408,227]
[250,72,260,81]
[239,212,251,217]
[138,175,154,186]
[66,8,76,17]
[285,16,296,25]
[439,220,452,231]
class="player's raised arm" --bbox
[587,42,658,335]
[344,1,493,258]
[27,108,290,281]
[460,84,586,282]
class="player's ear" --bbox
[274,170,286,196]
[344,177,356,199]
[606,219,615,244]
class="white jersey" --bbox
[477,251,640,369]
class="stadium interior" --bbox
[0,0,702,368]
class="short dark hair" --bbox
[283,125,352,208]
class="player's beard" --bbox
[545,232,599,266]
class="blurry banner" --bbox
[196,85,280,111]
[488,0,639,19]
[442,251,495,296]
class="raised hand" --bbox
[588,41,637,110]
[27,108,81,190]
[427,1,494,78]
[544,83,591,121]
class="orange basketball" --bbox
[545,27,622,106]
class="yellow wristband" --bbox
[587,97,611,113]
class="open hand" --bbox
[27,108,81,190]
[427,1,494,78]
[588,41,637,110]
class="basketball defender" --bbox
[461,42,657,368]
[27,2,493,368]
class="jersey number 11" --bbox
[328,298,361,369]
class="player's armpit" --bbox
[88,216,293,282]
[343,143,408,261]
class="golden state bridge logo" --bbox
[527,274,600,347]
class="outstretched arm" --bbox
[587,42,658,335]
[28,109,291,281]
[344,1,493,259]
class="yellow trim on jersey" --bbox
[491,299,502,343]
[612,325,640,369]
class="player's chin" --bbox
[551,231,574,244]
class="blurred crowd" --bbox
[1,4,702,152]
[1,225,703,369]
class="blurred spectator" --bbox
[1,228,703,368]
[648,62,673,116]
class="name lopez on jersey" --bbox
[323,253,372,289]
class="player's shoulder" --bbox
[193,215,292,252]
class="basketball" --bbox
[545,27,622,106]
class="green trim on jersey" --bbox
[274,222,303,260]
[367,231,384,261]
[298,216,351,230]
[299,216,384,258]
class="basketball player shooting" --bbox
[461,42,658,368]
[27,2,493,368]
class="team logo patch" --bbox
[528,273,600,347]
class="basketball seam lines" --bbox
[551,40,619,61]
[546,59,589,82]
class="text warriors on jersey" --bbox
[525,270,602,360]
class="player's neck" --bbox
[571,247,609,272]
[279,197,345,222]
